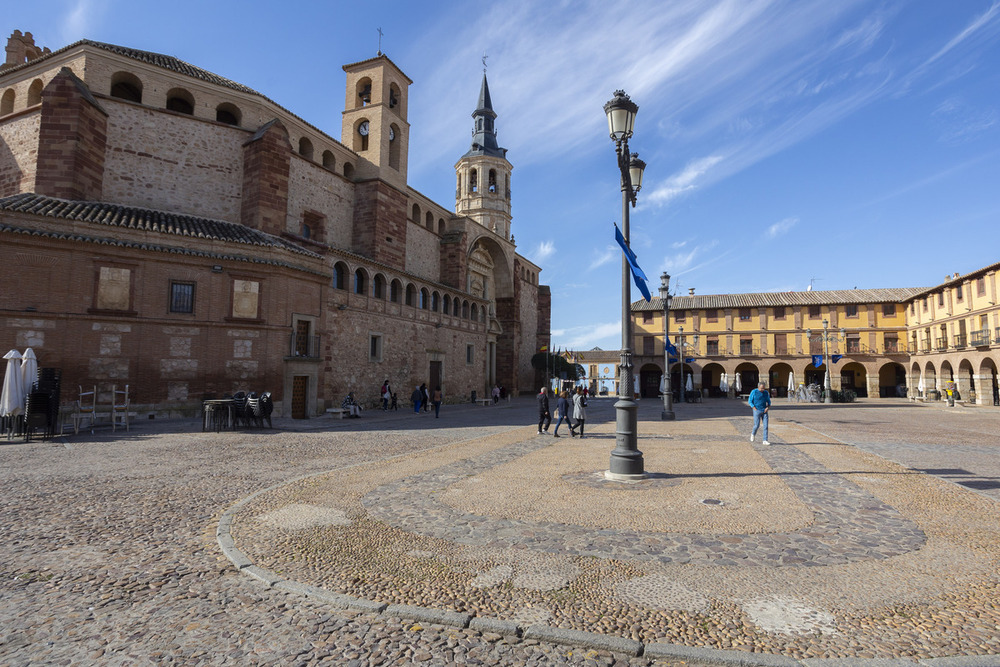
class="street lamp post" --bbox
[806,318,845,404]
[604,90,646,480]
[660,273,674,420]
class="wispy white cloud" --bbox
[932,97,998,145]
[644,155,724,208]
[767,217,798,238]
[923,1,1000,68]
[60,0,105,43]
[589,245,618,270]
[531,240,556,263]
[555,320,623,351]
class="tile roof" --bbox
[631,287,928,311]
[0,193,320,258]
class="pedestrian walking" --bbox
[432,386,443,418]
[748,381,771,445]
[570,387,587,438]
[421,383,430,412]
[380,380,391,411]
[390,392,399,410]
[553,390,572,437]
[491,384,500,404]
[537,387,551,434]
[411,385,423,413]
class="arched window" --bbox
[454,299,461,317]
[419,288,429,310]
[110,71,142,103]
[27,79,43,106]
[411,203,421,223]
[431,291,440,312]
[343,163,355,180]
[333,262,347,290]
[471,304,478,321]
[354,119,370,152]
[481,307,486,323]
[0,90,14,115]
[488,169,497,193]
[373,274,385,299]
[389,82,401,110]
[505,174,511,199]
[425,211,434,230]
[443,295,451,314]
[390,279,401,303]
[462,300,470,319]
[322,150,335,170]
[354,269,367,295]
[166,88,194,115]
[356,77,372,106]
[469,169,478,193]
[216,102,241,125]
[388,123,400,169]
[437,218,445,235]
[298,137,314,160]
[405,284,415,307]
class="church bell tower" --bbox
[455,73,512,239]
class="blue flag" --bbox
[832,354,843,364]
[665,341,678,356]
[613,223,652,302]
[811,355,823,368]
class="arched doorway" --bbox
[768,362,793,398]
[910,361,922,398]
[735,362,759,396]
[979,358,999,406]
[639,363,662,399]
[878,362,906,397]
[924,361,938,399]
[958,359,975,402]
[702,362,725,398]
[840,362,868,398]
[805,359,826,389]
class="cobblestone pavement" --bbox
[2,397,999,665]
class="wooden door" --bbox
[291,375,308,419]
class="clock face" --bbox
[389,127,395,141]
[358,121,369,136]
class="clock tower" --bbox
[455,73,512,239]
[341,54,411,190]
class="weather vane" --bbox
[482,50,488,74]
[377,27,384,56]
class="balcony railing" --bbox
[935,338,948,351]
[970,329,991,347]
[953,334,967,349]
[288,333,320,358]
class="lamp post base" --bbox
[610,396,644,476]
[661,408,675,420]
[605,470,647,482]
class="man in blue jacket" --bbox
[748,381,771,445]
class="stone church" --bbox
[0,30,550,418]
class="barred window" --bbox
[170,281,194,314]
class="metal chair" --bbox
[74,385,96,435]
[111,384,130,432]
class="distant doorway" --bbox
[291,375,308,419]
[429,360,442,394]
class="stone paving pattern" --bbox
[2,398,999,665]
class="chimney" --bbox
[688,288,695,296]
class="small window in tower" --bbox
[166,88,194,115]
[357,78,372,106]
[469,169,478,194]
[389,84,399,109]
[488,170,497,193]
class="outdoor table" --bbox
[202,399,237,432]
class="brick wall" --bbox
[102,99,245,222]
[35,68,107,201]
[0,110,39,196]
[286,155,355,249]
[439,229,468,290]
[241,120,291,237]
[351,179,407,269]
[405,222,441,282]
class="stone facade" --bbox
[0,32,549,419]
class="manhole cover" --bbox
[701,498,724,506]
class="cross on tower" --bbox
[377,27,384,56]
[482,50,488,74]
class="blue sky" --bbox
[6,1,1000,351]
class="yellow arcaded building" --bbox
[624,261,1000,407]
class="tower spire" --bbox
[464,72,505,158]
